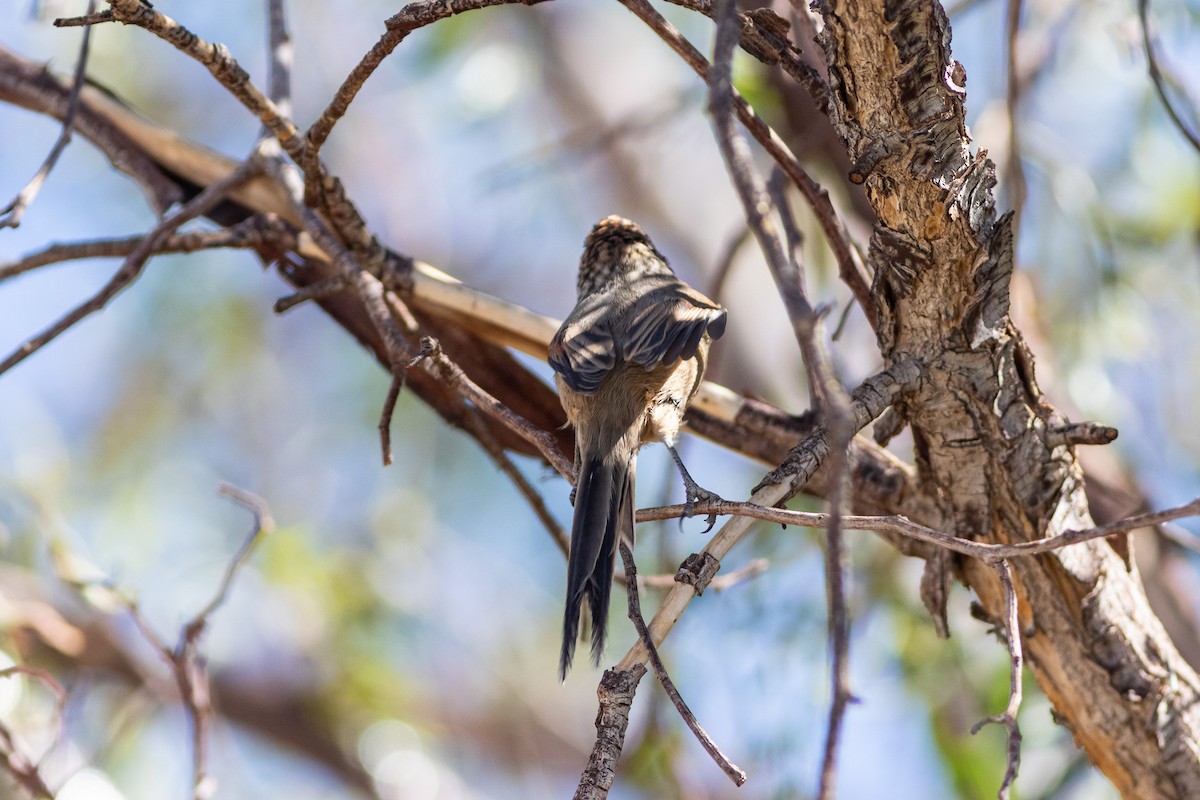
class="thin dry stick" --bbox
[273,274,351,313]
[615,365,904,673]
[379,366,409,467]
[0,159,261,378]
[177,483,274,800]
[1138,0,1200,154]
[708,4,857,794]
[816,423,854,800]
[617,0,876,327]
[766,170,807,295]
[1004,0,1027,226]
[0,0,96,230]
[970,559,1023,800]
[0,0,97,229]
[407,336,575,481]
[377,278,425,466]
[639,557,768,591]
[57,0,307,162]
[633,497,1200,560]
[707,225,751,304]
[0,215,296,284]
[189,483,276,627]
[618,542,747,786]
[463,406,571,557]
[305,0,545,185]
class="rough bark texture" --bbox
[814,1,1200,796]
[573,666,646,800]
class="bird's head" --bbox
[577,215,673,296]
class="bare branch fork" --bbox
[0,215,298,284]
[633,498,1200,562]
[46,484,274,800]
[618,542,746,786]
[574,362,910,797]
[617,0,877,327]
[0,158,264,379]
[402,335,576,481]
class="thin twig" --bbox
[0,0,97,229]
[707,224,751,305]
[177,484,274,799]
[188,484,276,629]
[303,0,546,192]
[52,8,114,27]
[57,0,306,161]
[378,366,408,467]
[0,159,261,378]
[0,713,56,799]
[1004,0,1027,226]
[816,411,854,800]
[766,169,807,297]
[708,6,858,791]
[273,274,352,313]
[464,407,571,557]
[619,542,746,785]
[408,336,575,481]
[618,0,876,328]
[970,559,1023,800]
[1139,0,1200,154]
[633,497,1200,560]
[1,215,295,285]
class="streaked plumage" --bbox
[549,216,727,679]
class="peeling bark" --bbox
[815,0,1200,796]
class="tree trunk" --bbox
[814,0,1200,796]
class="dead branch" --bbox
[0,0,96,229]
[618,542,745,786]
[0,158,261,378]
[969,559,1024,800]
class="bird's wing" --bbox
[621,277,727,369]
[549,295,616,394]
[549,277,727,394]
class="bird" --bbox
[549,215,728,679]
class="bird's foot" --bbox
[668,445,722,533]
[682,480,723,533]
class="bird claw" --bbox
[681,482,723,534]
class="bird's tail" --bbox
[560,450,635,680]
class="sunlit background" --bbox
[1,0,1199,798]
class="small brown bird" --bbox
[549,216,727,679]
